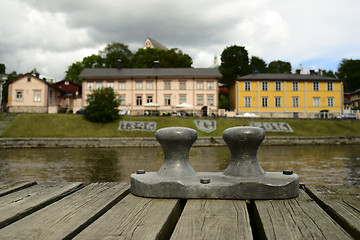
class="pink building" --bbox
[7,74,79,113]
[79,67,221,116]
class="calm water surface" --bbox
[0,145,359,186]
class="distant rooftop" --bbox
[79,68,222,79]
[238,73,341,81]
[143,37,168,50]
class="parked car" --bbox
[336,114,357,119]
[76,108,86,114]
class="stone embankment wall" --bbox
[0,136,359,148]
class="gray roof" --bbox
[238,73,341,81]
[147,38,168,50]
[79,68,222,79]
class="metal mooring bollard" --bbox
[130,126,299,199]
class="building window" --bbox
[119,95,125,105]
[119,82,125,90]
[136,82,142,90]
[136,96,142,105]
[147,95,153,103]
[27,77,31,82]
[313,81,319,91]
[313,97,320,107]
[146,82,153,90]
[275,81,282,91]
[96,82,102,90]
[197,95,204,105]
[245,81,251,91]
[207,95,214,106]
[16,91,23,101]
[87,82,93,90]
[179,95,186,104]
[292,81,299,91]
[34,90,41,102]
[164,95,171,105]
[207,82,214,90]
[261,97,268,107]
[327,97,334,107]
[164,82,171,90]
[292,97,299,107]
[107,82,114,88]
[197,82,204,90]
[275,97,281,107]
[244,97,251,107]
[180,82,186,90]
[262,81,268,91]
[327,81,333,91]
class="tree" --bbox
[85,87,120,123]
[100,42,132,68]
[219,45,251,86]
[0,63,5,74]
[267,60,292,73]
[65,61,84,84]
[250,56,267,73]
[336,59,360,91]
[131,48,192,68]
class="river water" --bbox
[0,145,359,186]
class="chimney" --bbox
[117,60,122,70]
[153,60,159,69]
[296,69,301,74]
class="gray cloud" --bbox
[1,0,360,80]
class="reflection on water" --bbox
[0,145,359,186]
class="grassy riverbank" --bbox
[1,113,360,138]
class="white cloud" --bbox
[1,0,359,79]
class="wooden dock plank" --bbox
[0,181,37,197]
[0,182,83,229]
[0,182,129,240]
[253,190,352,240]
[170,199,252,240]
[74,194,181,240]
[305,185,360,239]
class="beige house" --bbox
[7,73,66,113]
[79,67,221,116]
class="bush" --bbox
[85,88,120,123]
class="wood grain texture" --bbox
[306,185,360,239]
[0,181,37,197]
[0,182,83,229]
[74,194,181,240]
[171,199,252,240]
[0,182,129,240]
[254,190,352,240]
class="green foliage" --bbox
[131,48,192,68]
[219,45,251,86]
[85,88,120,123]
[0,63,5,74]
[100,42,132,68]
[250,56,267,73]
[65,61,84,84]
[337,59,360,91]
[219,94,229,109]
[267,60,292,73]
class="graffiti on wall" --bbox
[118,121,157,132]
[250,122,293,132]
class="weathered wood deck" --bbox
[0,182,358,239]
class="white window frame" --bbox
[34,90,41,102]
[147,95,153,103]
[96,82,102,90]
[261,97,268,107]
[313,97,320,107]
[164,95,171,105]
[292,97,299,107]
[16,91,23,102]
[275,81,282,91]
[197,95,204,105]
[207,82,214,90]
[179,82,186,90]
[87,82,94,90]
[292,81,299,91]
[107,82,114,89]
[207,95,214,106]
[244,97,251,107]
[275,97,281,107]
[327,81,333,91]
[327,97,334,107]
[244,81,251,91]
[164,82,171,90]
[313,81,319,91]
[197,82,204,90]
[262,81,268,91]
[136,95,142,105]
[119,95,125,106]
[179,95,186,104]
[118,82,125,90]
[136,82,142,90]
[146,82,153,90]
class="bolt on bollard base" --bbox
[130,127,299,200]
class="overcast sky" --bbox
[1,0,359,80]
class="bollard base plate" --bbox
[131,172,299,200]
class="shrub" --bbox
[85,88,120,123]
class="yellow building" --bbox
[229,73,343,118]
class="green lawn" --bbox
[1,113,360,138]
